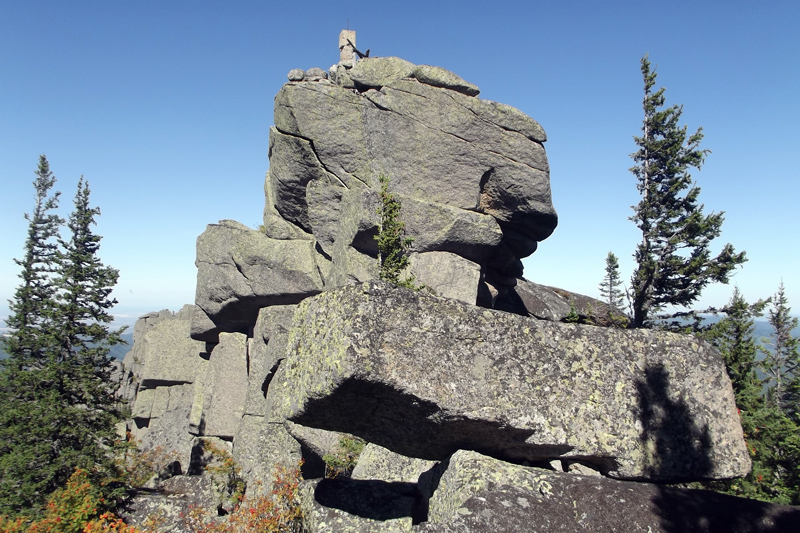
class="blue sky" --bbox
[2,0,798,327]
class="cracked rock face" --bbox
[193,59,560,339]
[274,281,750,482]
[269,66,556,257]
[192,220,325,339]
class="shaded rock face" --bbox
[274,281,749,482]
[122,305,293,481]
[192,220,324,340]
[417,450,800,533]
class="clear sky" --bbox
[2,0,798,328]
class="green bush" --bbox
[322,435,366,479]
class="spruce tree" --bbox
[629,55,746,328]
[761,282,800,414]
[701,287,766,410]
[0,156,65,514]
[49,177,125,484]
[1,155,63,368]
[374,173,417,289]
[599,252,625,310]
[0,166,124,516]
[701,288,799,504]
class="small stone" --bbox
[305,67,328,81]
[287,68,305,81]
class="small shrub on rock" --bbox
[201,440,246,509]
[114,433,181,488]
[374,174,418,290]
[178,462,303,532]
[322,435,366,479]
[2,469,139,533]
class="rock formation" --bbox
[190,33,567,343]
[274,281,748,482]
[116,31,800,532]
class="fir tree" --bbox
[0,166,124,515]
[761,282,800,414]
[374,173,417,289]
[702,287,767,407]
[49,177,125,482]
[1,155,63,369]
[599,251,626,310]
[701,288,800,503]
[0,156,65,514]
[628,55,746,328]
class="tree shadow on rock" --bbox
[653,485,800,533]
[636,363,800,532]
[313,478,419,521]
[636,362,712,481]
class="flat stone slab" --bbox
[274,281,749,482]
[419,450,800,533]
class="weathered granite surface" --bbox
[192,220,325,340]
[201,332,248,439]
[419,450,800,533]
[274,281,749,481]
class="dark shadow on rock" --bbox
[492,283,528,315]
[298,441,327,480]
[313,478,418,521]
[261,360,281,399]
[351,226,379,258]
[636,362,712,481]
[212,292,319,336]
[414,457,450,524]
[653,485,800,533]
[188,438,208,475]
[289,378,572,464]
[633,363,800,531]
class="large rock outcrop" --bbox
[193,54,559,340]
[193,220,325,340]
[118,35,775,532]
[274,281,749,482]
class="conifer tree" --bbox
[374,173,417,289]
[0,165,123,515]
[701,288,800,504]
[701,287,766,410]
[599,252,625,310]
[0,156,65,513]
[761,282,800,414]
[629,55,746,328]
[1,155,63,368]
[49,177,125,482]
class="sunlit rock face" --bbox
[117,41,768,532]
[192,56,559,340]
[274,281,750,482]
